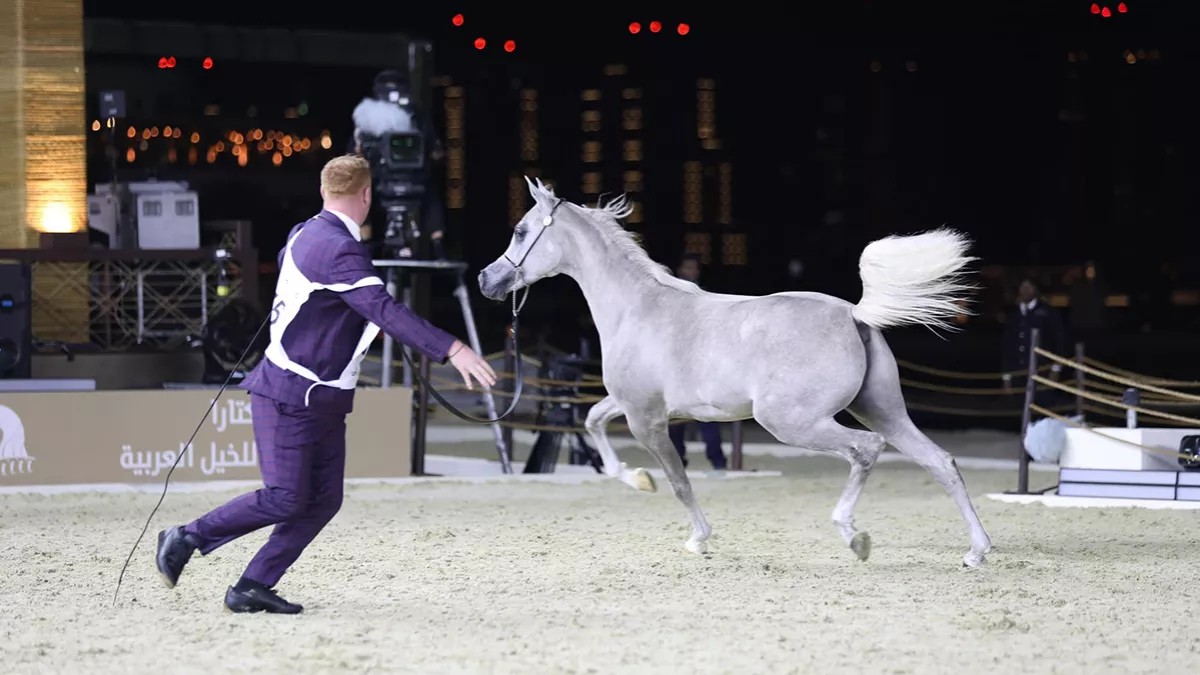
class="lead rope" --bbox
[112,312,271,607]
[400,276,528,424]
[399,200,559,425]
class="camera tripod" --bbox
[523,354,605,474]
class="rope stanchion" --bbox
[380,349,1096,422]
[486,418,688,434]
[364,351,611,388]
[899,379,1049,395]
[1031,374,1200,427]
[1014,329,1041,494]
[1035,347,1200,404]
[895,358,1052,380]
[426,375,606,404]
[1082,403,1130,421]
[1080,355,1200,389]
[1081,377,1157,397]
[1073,342,1086,419]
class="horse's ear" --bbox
[525,175,553,208]
[524,175,542,203]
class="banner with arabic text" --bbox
[0,387,411,486]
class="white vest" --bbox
[264,225,383,406]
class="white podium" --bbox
[1057,427,1200,500]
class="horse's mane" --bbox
[530,180,702,295]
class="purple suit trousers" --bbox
[185,394,346,587]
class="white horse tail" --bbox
[850,228,977,332]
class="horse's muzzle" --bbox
[478,265,514,301]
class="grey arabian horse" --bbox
[479,178,993,567]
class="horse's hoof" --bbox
[630,468,656,493]
[962,551,987,568]
[685,538,708,554]
[850,532,872,561]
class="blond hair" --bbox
[320,155,371,198]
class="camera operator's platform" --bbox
[987,427,1200,510]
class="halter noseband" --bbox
[502,197,565,316]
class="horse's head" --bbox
[478,177,572,301]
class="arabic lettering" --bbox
[119,443,195,477]
[121,441,257,478]
[210,398,253,433]
[200,441,259,476]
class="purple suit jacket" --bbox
[242,210,457,415]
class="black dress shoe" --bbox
[156,526,198,589]
[224,585,304,614]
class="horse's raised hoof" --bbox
[629,468,656,493]
[962,551,987,568]
[850,532,872,561]
[685,537,708,554]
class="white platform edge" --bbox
[985,492,1200,510]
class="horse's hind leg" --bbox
[625,414,713,553]
[584,396,656,492]
[849,331,992,567]
[756,411,886,561]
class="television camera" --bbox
[352,69,443,260]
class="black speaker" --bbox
[0,262,32,379]
[1179,435,1200,470]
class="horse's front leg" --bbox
[626,413,713,554]
[584,396,656,492]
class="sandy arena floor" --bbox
[2,453,1198,674]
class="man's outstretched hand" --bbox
[448,340,498,391]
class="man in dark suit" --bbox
[154,155,496,614]
[1002,278,1066,397]
[669,254,729,471]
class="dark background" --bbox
[80,1,1200,392]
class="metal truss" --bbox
[31,259,246,350]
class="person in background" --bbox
[670,253,729,471]
[1002,278,1066,395]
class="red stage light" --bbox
[1101,6,1112,16]
[1117,2,1127,12]
[629,22,641,34]
[202,57,213,70]
[158,57,168,69]
[504,40,516,53]
[474,37,486,50]
[452,13,464,26]
[1090,3,1100,13]
[677,23,690,35]
[166,56,176,68]
[649,21,662,33]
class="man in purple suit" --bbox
[154,155,496,614]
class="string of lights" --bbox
[90,124,333,167]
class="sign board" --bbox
[0,388,411,486]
